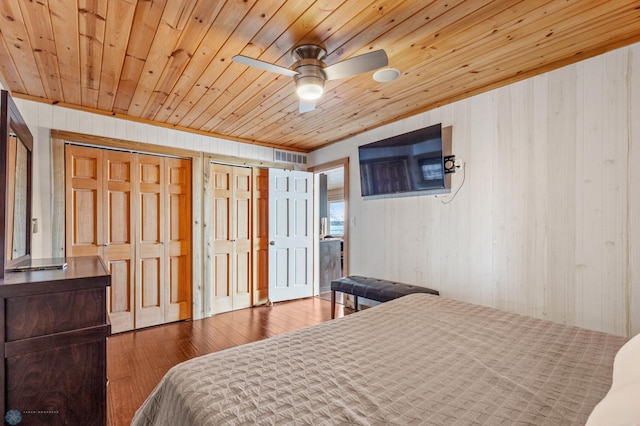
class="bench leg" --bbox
[331,290,336,319]
[354,295,358,312]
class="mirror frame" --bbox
[0,90,33,278]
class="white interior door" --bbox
[268,169,313,302]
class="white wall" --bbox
[310,42,640,337]
[11,102,276,261]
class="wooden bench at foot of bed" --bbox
[330,276,439,318]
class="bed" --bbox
[131,293,636,425]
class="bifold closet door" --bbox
[135,155,192,328]
[210,164,252,314]
[66,146,192,332]
[66,146,135,333]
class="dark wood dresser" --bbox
[0,256,111,425]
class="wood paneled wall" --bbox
[310,42,640,337]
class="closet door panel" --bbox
[165,158,192,321]
[214,253,232,302]
[170,255,189,303]
[235,252,250,295]
[233,167,252,309]
[109,261,130,312]
[136,155,165,329]
[73,191,98,245]
[104,150,135,333]
[141,258,161,307]
[141,193,160,241]
[252,169,269,305]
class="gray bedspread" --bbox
[131,293,626,425]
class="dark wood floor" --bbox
[107,295,349,426]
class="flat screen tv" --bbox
[358,123,452,198]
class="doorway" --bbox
[309,158,349,301]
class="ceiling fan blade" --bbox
[299,99,316,113]
[323,49,388,80]
[232,55,298,77]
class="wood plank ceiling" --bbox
[0,0,639,152]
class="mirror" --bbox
[1,90,33,278]
[8,135,28,259]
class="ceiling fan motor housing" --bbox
[291,44,326,61]
[293,60,325,86]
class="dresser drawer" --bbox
[5,287,106,341]
[6,334,107,425]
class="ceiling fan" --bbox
[232,45,388,113]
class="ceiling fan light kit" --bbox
[295,77,324,100]
[232,44,388,112]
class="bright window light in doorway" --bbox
[329,201,344,235]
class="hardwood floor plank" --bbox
[107,296,350,426]
[107,377,141,426]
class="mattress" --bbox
[131,293,626,425]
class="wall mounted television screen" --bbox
[358,123,452,198]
